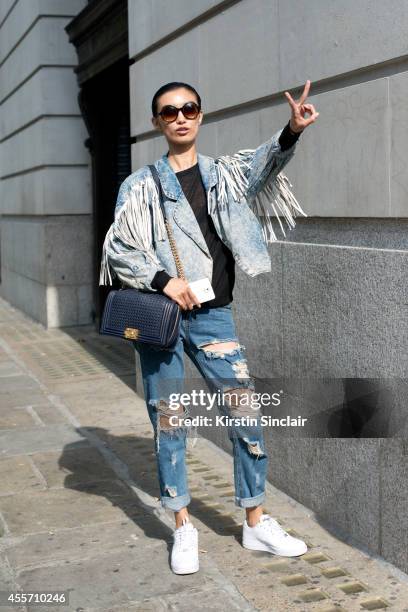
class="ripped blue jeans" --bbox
[133,303,268,512]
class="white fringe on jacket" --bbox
[99,175,166,286]
[214,149,308,244]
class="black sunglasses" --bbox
[157,101,201,123]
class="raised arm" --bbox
[214,81,319,243]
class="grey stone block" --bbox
[128,0,221,58]
[278,0,408,86]
[268,438,382,552]
[1,118,89,177]
[44,216,92,284]
[232,244,283,379]
[45,282,93,327]
[233,241,408,379]
[216,108,262,157]
[282,243,408,377]
[0,17,79,101]
[0,66,83,141]
[197,0,279,117]
[279,218,408,250]
[1,167,91,215]
[0,268,46,326]
[0,0,86,68]
[0,0,15,25]
[286,78,390,218]
[390,70,408,217]
[0,215,93,327]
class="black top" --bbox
[150,121,301,306]
[177,162,235,307]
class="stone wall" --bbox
[0,0,92,327]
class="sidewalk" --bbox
[1,295,408,612]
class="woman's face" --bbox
[151,87,203,148]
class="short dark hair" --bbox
[151,82,201,117]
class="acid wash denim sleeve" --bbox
[98,170,167,291]
[214,124,307,244]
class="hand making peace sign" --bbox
[284,80,319,134]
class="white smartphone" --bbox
[188,277,215,303]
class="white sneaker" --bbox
[242,514,308,557]
[171,517,199,574]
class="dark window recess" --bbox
[79,57,131,324]
[66,0,130,326]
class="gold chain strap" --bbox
[148,163,187,282]
[164,218,186,281]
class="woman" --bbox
[99,80,319,574]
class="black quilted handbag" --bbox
[99,164,185,347]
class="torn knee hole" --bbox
[232,359,251,380]
[155,400,188,430]
[159,413,186,429]
[223,387,258,414]
[242,435,265,457]
[246,440,264,457]
[200,340,240,356]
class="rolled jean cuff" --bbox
[160,492,191,512]
[235,491,265,509]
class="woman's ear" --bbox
[151,117,161,132]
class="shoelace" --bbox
[260,515,289,537]
[174,523,196,550]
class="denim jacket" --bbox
[99,125,307,292]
